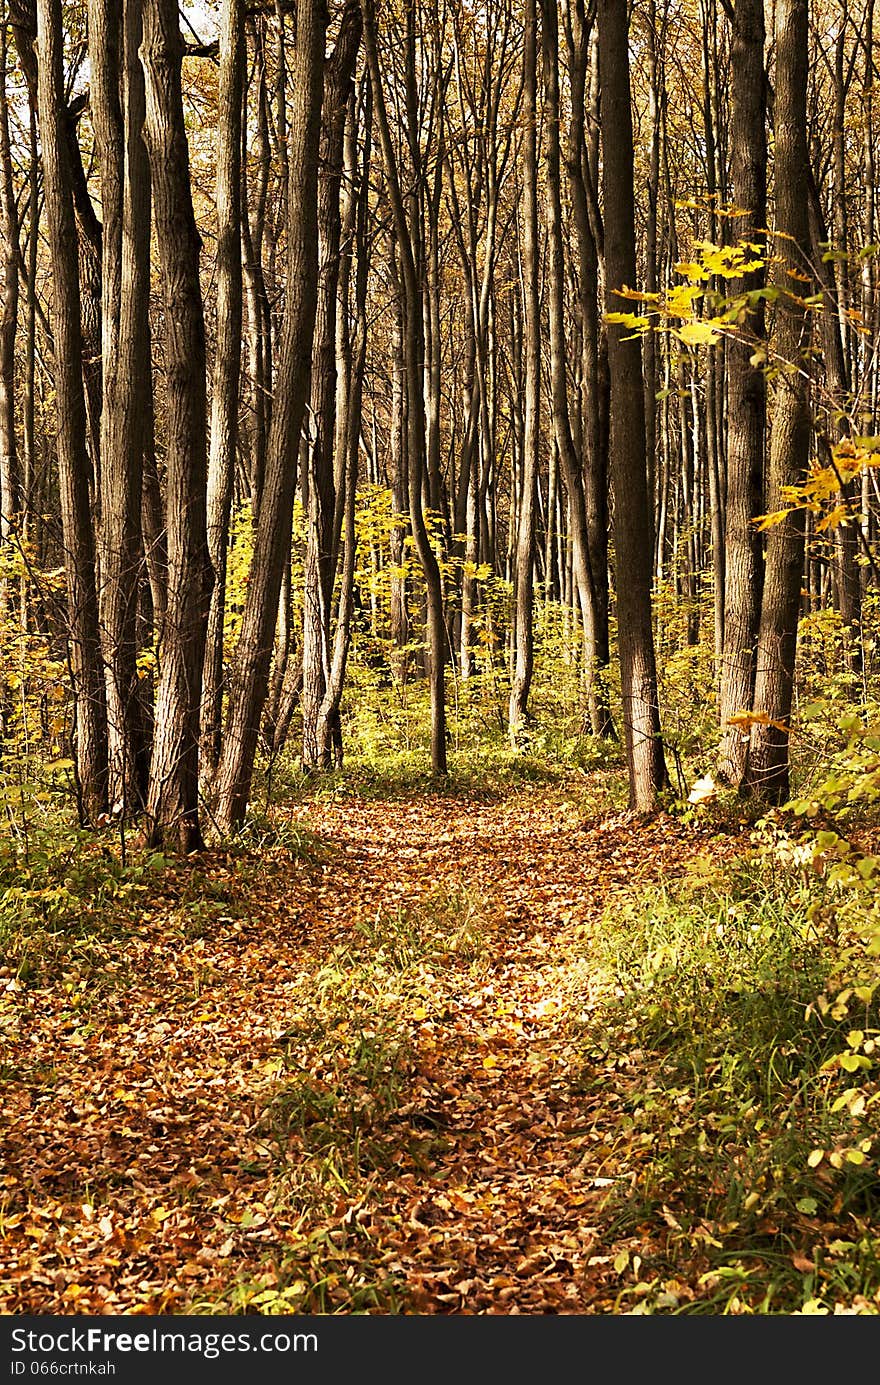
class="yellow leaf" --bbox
[604,311,651,332]
[807,1148,824,1167]
[482,1054,498,1069]
[753,508,792,531]
[816,504,852,533]
[674,260,708,281]
[726,709,769,728]
[676,320,723,347]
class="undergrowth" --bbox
[574,835,880,1315]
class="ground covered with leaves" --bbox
[2,771,880,1314]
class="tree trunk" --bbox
[90,0,150,817]
[302,0,361,770]
[317,84,371,766]
[364,0,447,774]
[36,0,108,823]
[542,0,612,738]
[211,0,326,831]
[746,0,811,802]
[718,0,768,785]
[201,0,244,781]
[0,7,19,547]
[598,0,667,809]
[142,0,213,850]
[508,0,540,745]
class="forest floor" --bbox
[0,773,874,1314]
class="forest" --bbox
[2,0,880,1318]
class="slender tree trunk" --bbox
[211,0,326,831]
[317,84,371,766]
[90,0,149,816]
[566,0,613,727]
[364,0,447,774]
[598,0,667,808]
[388,256,410,683]
[541,0,612,738]
[509,0,540,745]
[0,8,19,546]
[302,0,361,770]
[718,0,767,785]
[142,0,213,850]
[36,0,108,823]
[746,0,811,802]
[201,0,244,781]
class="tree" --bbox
[35,0,108,824]
[201,0,244,783]
[746,0,812,801]
[301,0,361,770]
[508,0,540,746]
[211,0,326,831]
[363,0,448,775]
[89,0,150,817]
[142,0,213,850]
[598,0,668,809]
[717,0,768,786]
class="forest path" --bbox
[0,779,711,1314]
[286,784,708,1313]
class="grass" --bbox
[569,839,880,1314]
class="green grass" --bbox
[570,844,880,1314]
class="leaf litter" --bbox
[0,780,751,1314]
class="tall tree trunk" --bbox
[364,0,447,774]
[746,0,811,802]
[566,0,613,729]
[542,0,612,738]
[317,83,371,766]
[508,0,540,745]
[0,8,19,546]
[211,0,326,831]
[718,0,767,785]
[90,0,149,816]
[201,0,244,781]
[598,0,667,808]
[36,0,108,823]
[142,0,213,850]
[302,0,361,770]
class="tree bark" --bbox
[90,0,150,816]
[36,0,108,823]
[746,0,811,802]
[508,0,540,745]
[718,0,768,785]
[211,0,326,831]
[142,0,213,850]
[598,0,667,808]
[201,0,245,781]
[302,0,361,770]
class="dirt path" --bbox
[0,782,708,1314]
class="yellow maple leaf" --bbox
[816,504,852,533]
[753,508,793,530]
[676,320,723,347]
